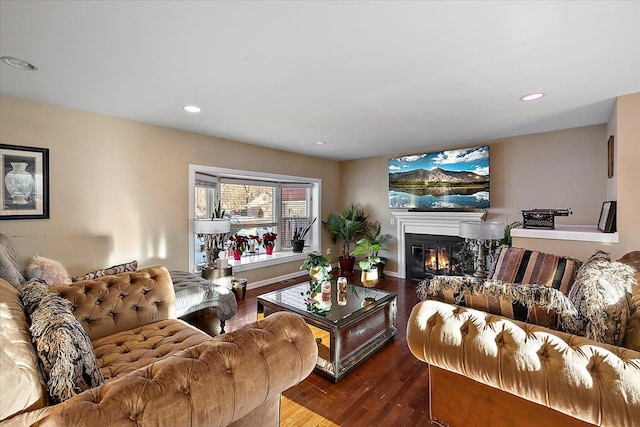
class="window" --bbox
[189,166,320,272]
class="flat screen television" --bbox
[388,144,489,210]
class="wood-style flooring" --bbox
[189,272,435,427]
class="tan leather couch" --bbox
[407,255,640,427]
[0,266,318,426]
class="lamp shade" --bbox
[458,221,504,240]
[193,218,231,234]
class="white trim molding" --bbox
[391,211,486,279]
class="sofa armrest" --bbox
[3,311,317,427]
[407,300,640,427]
[49,266,176,341]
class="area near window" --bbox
[189,165,321,273]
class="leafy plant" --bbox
[322,204,368,258]
[228,234,249,254]
[212,199,226,219]
[300,251,332,282]
[293,217,317,241]
[261,232,277,247]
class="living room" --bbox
[1,2,640,426]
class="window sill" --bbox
[227,251,309,272]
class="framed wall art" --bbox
[0,144,50,220]
[597,200,616,233]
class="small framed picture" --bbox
[0,144,50,220]
[597,201,616,233]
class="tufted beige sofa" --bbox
[0,266,318,426]
[407,253,640,427]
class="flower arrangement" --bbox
[261,232,278,248]
[228,234,249,254]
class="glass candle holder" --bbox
[337,276,347,292]
[321,280,331,302]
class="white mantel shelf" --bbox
[511,225,619,243]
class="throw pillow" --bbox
[420,275,579,330]
[71,260,138,282]
[567,256,636,346]
[28,292,105,402]
[490,246,581,295]
[27,256,72,286]
[0,233,27,287]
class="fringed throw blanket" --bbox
[568,257,636,346]
[18,278,105,402]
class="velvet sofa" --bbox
[407,250,640,427]
[0,266,318,426]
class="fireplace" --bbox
[391,210,485,279]
[406,234,464,281]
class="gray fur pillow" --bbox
[0,233,27,288]
[23,282,105,402]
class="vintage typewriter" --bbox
[521,208,572,229]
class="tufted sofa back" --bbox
[49,266,176,341]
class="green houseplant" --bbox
[352,220,392,286]
[322,204,368,273]
[352,237,381,287]
[357,220,392,278]
[291,217,316,253]
[300,251,332,283]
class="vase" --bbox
[361,269,379,288]
[233,250,242,260]
[265,245,274,255]
[339,256,355,274]
[291,240,305,253]
[4,162,34,205]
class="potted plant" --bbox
[261,232,277,255]
[300,252,332,283]
[247,234,261,253]
[360,220,392,278]
[227,233,249,260]
[291,217,316,253]
[352,226,387,287]
[322,204,368,273]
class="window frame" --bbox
[188,165,321,273]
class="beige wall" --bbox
[2,93,637,281]
[0,95,341,283]
[342,124,614,272]
[518,93,639,260]
[611,92,640,256]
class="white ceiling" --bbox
[1,1,639,161]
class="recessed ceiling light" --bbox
[314,141,326,145]
[0,56,38,71]
[520,93,545,101]
[183,105,201,113]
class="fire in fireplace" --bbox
[406,234,464,281]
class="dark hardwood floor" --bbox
[191,272,434,427]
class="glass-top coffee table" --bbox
[257,281,397,382]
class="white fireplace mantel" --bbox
[391,210,486,279]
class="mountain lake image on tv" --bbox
[389,145,489,209]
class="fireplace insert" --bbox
[406,233,464,281]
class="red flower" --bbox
[262,232,278,247]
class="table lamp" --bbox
[193,218,231,271]
[458,221,504,278]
